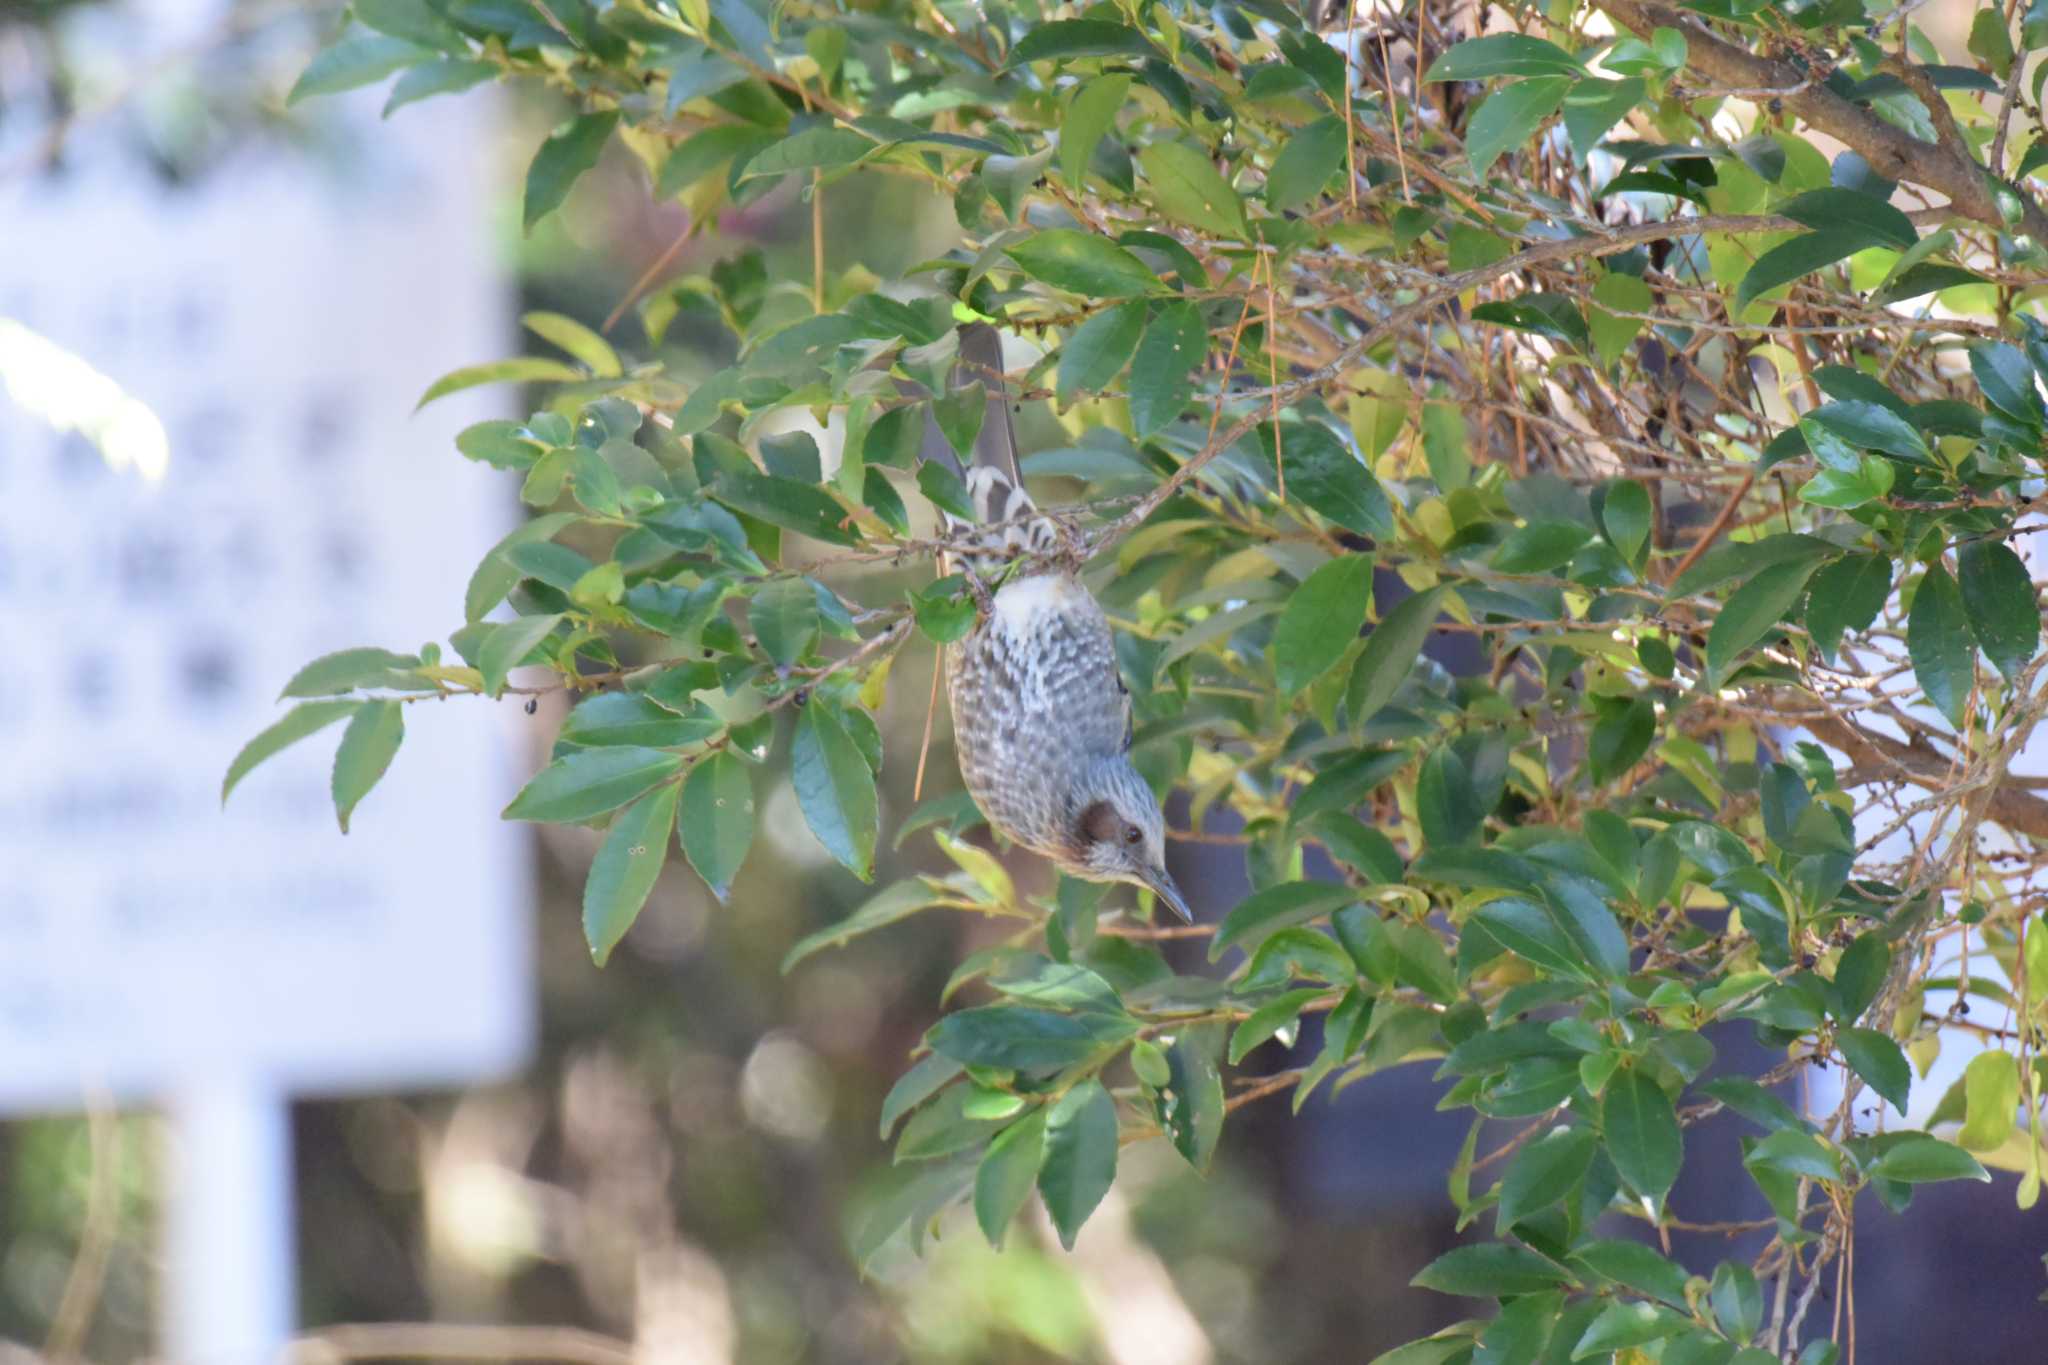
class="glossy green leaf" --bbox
[332,699,404,834]
[1411,1243,1575,1297]
[1425,34,1585,80]
[1496,1124,1596,1231]
[1866,1136,1990,1184]
[1008,19,1153,64]
[1061,73,1132,190]
[782,879,946,972]
[416,357,586,410]
[1137,140,1248,239]
[1273,554,1373,693]
[680,752,756,901]
[1603,1068,1681,1205]
[582,782,679,966]
[287,35,429,105]
[1266,115,1347,211]
[478,613,562,696]
[522,310,621,378]
[1804,553,1892,663]
[1736,230,1865,309]
[1705,556,1826,686]
[1348,586,1445,726]
[222,701,359,806]
[523,111,620,231]
[1038,1079,1119,1249]
[1908,563,1976,728]
[504,746,684,823]
[793,703,878,879]
[1056,300,1147,406]
[1466,77,1570,176]
[1128,300,1206,437]
[1007,230,1159,298]
[1957,540,2039,686]
[974,1109,1048,1246]
[1837,1027,1911,1111]
[1210,881,1358,959]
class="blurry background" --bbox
[1,2,2043,1363]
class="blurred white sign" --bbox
[0,84,530,1108]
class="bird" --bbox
[932,323,1192,923]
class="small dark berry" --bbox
[793,688,810,706]
[524,697,538,715]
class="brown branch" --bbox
[1595,0,2048,244]
[1810,711,2048,842]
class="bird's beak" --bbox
[1143,865,1194,924]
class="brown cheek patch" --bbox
[1078,799,1120,846]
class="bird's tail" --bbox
[938,323,1059,576]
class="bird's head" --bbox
[1057,756,1191,922]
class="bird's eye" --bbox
[1124,825,1143,845]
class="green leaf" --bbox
[524,111,620,232]
[416,357,586,410]
[712,470,859,546]
[466,513,578,622]
[878,1053,964,1137]
[280,646,422,699]
[1573,1301,1688,1357]
[287,35,428,105]
[1274,554,1373,693]
[1705,556,1826,686]
[222,701,359,805]
[738,126,874,180]
[1038,1079,1119,1249]
[1228,988,1326,1063]
[561,693,720,749]
[1908,563,1976,728]
[504,746,684,823]
[930,1006,1136,1070]
[1348,586,1445,725]
[1496,1125,1596,1231]
[751,577,822,669]
[1957,1049,2021,1152]
[1564,76,1645,160]
[1804,553,1892,663]
[1128,300,1207,437]
[354,0,468,53]
[1411,1243,1575,1297]
[478,613,562,697]
[657,124,773,198]
[1865,1136,1990,1184]
[1057,301,1147,406]
[1744,1128,1842,1182]
[974,1109,1048,1246]
[783,879,946,972]
[1736,230,1865,309]
[1493,521,1592,574]
[1271,421,1393,538]
[1957,540,2039,686]
[1778,187,1917,249]
[1137,141,1248,239]
[1837,1027,1911,1111]
[582,782,679,966]
[932,382,986,462]
[1420,402,1470,493]
[383,57,496,116]
[1806,400,1930,463]
[1210,881,1358,960]
[1426,34,1584,79]
[680,752,756,901]
[1061,73,1132,190]
[1467,77,1570,176]
[1711,1261,1762,1343]
[522,310,621,378]
[1603,1068,1682,1205]
[1007,230,1159,298]
[1971,342,2044,426]
[793,703,879,879]
[1266,115,1347,211]
[1601,480,1652,564]
[1008,19,1153,65]
[1573,1239,1691,1309]
[331,699,404,834]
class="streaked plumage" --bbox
[938,325,1190,921]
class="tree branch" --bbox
[1595,0,2048,245]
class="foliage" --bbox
[239,0,2048,1357]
